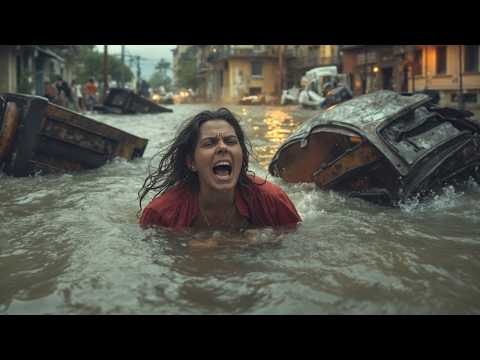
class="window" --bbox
[436,46,447,74]
[414,49,423,75]
[464,45,479,73]
[249,87,262,95]
[251,61,263,77]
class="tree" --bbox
[155,59,170,77]
[175,57,198,90]
[74,46,134,85]
[149,71,172,91]
[149,58,172,90]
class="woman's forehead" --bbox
[199,119,236,137]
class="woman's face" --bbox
[189,119,243,193]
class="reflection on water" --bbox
[1,104,480,315]
[240,105,307,168]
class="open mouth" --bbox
[212,161,232,178]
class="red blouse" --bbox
[140,176,301,230]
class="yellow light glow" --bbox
[373,66,379,73]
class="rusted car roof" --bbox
[269,90,480,205]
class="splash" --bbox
[399,185,465,214]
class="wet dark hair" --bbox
[138,108,256,213]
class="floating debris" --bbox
[0,93,148,177]
[94,88,173,114]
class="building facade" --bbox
[177,45,281,103]
[408,45,480,107]
[0,45,79,96]
[284,45,340,88]
[173,45,339,104]
[339,45,480,108]
[340,45,411,97]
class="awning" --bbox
[34,46,65,62]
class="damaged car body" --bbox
[0,93,148,177]
[94,88,173,114]
[269,90,480,206]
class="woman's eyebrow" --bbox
[200,133,237,140]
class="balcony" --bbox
[207,45,278,63]
[290,55,340,69]
[197,61,211,75]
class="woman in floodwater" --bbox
[138,108,301,245]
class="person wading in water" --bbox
[138,108,301,246]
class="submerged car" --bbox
[269,90,480,206]
[94,88,173,114]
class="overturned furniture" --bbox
[0,93,148,177]
[269,90,480,205]
[94,88,173,114]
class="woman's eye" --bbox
[202,140,215,147]
[225,138,238,145]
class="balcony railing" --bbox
[197,62,211,74]
[290,55,340,69]
[207,46,278,62]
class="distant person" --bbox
[70,79,81,112]
[139,80,150,98]
[55,76,72,107]
[44,81,58,102]
[84,78,98,111]
[75,81,85,112]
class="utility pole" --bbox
[458,45,464,111]
[278,45,285,97]
[121,45,125,88]
[103,45,109,100]
[363,46,368,94]
[136,56,141,93]
[424,45,429,90]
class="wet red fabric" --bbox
[140,176,301,230]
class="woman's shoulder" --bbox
[145,182,193,211]
[248,175,286,197]
[244,175,301,226]
[140,183,195,227]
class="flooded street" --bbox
[1,103,480,314]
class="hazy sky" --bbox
[96,45,176,79]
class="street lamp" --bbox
[458,45,464,111]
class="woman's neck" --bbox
[198,188,235,211]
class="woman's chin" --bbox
[208,178,238,192]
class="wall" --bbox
[224,58,278,103]
[411,45,480,106]
[0,47,17,93]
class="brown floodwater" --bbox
[1,103,480,314]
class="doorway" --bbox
[401,65,409,93]
[382,67,393,90]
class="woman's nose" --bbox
[216,139,228,152]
